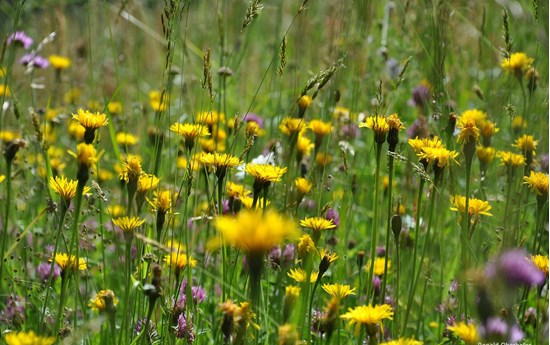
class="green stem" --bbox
[0,162,12,289]
[380,154,394,304]
[366,143,383,300]
[119,239,133,345]
[460,160,472,318]
[55,276,69,334]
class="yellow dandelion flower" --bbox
[315,152,332,166]
[116,132,139,146]
[497,151,526,167]
[0,84,11,97]
[0,175,5,183]
[4,331,56,345]
[89,289,118,312]
[149,90,169,112]
[447,322,478,344]
[285,285,301,300]
[0,130,20,142]
[49,176,91,203]
[476,146,496,165]
[98,168,114,183]
[246,121,264,137]
[226,181,250,199]
[295,177,312,195]
[240,195,270,209]
[340,304,394,335]
[300,217,336,231]
[386,114,405,131]
[459,109,487,125]
[164,252,198,270]
[112,216,146,233]
[417,147,459,168]
[119,154,142,183]
[456,117,479,144]
[50,252,87,272]
[523,171,549,196]
[199,152,242,171]
[151,190,174,214]
[245,163,287,184]
[296,134,314,157]
[532,255,549,275]
[280,117,307,136]
[450,195,492,217]
[322,283,356,299]
[137,173,160,194]
[170,123,210,150]
[197,111,224,126]
[297,234,316,258]
[68,142,97,167]
[297,95,312,117]
[213,209,298,255]
[107,101,123,115]
[366,257,391,276]
[479,120,499,140]
[48,54,71,69]
[513,134,538,153]
[278,323,299,345]
[287,268,319,283]
[408,136,443,154]
[309,119,332,137]
[501,52,534,74]
[108,205,126,218]
[68,120,85,140]
[380,338,423,345]
[512,116,527,130]
[359,115,390,143]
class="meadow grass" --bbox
[0,0,548,344]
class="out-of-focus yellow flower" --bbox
[309,119,332,137]
[149,90,169,112]
[50,252,87,272]
[89,290,118,312]
[380,338,423,345]
[4,331,55,345]
[107,101,123,115]
[116,132,139,146]
[447,322,478,344]
[0,130,20,142]
[315,152,332,166]
[297,95,312,117]
[49,54,71,69]
[296,134,314,157]
[197,111,224,126]
[532,255,549,275]
[295,177,312,195]
[287,268,319,283]
[0,84,11,97]
[501,52,534,74]
[476,146,496,165]
[137,173,160,194]
[366,257,391,276]
[226,181,250,199]
[512,116,527,130]
[497,151,526,167]
[513,134,538,154]
[280,117,307,136]
[164,252,198,270]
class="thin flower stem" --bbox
[393,236,400,337]
[381,154,395,304]
[0,162,12,286]
[367,143,383,301]
[119,240,133,345]
[460,162,472,318]
[55,276,69,334]
[307,278,322,344]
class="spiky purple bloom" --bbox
[37,262,61,282]
[19,54,49,69]
[7,31,33,49]
[486,249,545,287]
[175,313,195,342]
[179,280,206,305]
[325,208,340,228]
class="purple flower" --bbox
[282,244,295,265]
[479,317,525,343]
[325,209,340,228]
[0,294,26,325]
[484,317,507,338]
[19,54,49,69]
[242,113,264,128]
[406,117,429,139]
[175,313,195,342]
[538,153,549,172]
[376,246,386,257]
[179,280,206,305]
[486,249,545,287]
[408,82,430,107]
[36,262,61,282]
[342,123,359,139]
[7,31,33,49]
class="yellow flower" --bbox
[68,120,85,141]
[246,121,264,137]
[226,181,250,199]
[297,95,312,117]
[200,152,242,171]
[0,84,11,97]
[459,109,487,125]
[300,217,336,231]
[513,134,538,153]
[0,175,5,183]
[456,117,479,144]
[107,101,123,115]
[340,304,394,335]
[531,255,549,275]
[322,283,356,300]
[137,173,160,194]
[479,120,499,140]
[214,209,298,255]
[4,331,56,345]
[170,123,210,150]
[69,142,98,167]
[278,323,299,345]
[447,322,478,344]
[151,190,174,214]
[116,132,139,146]
[245,163,287,184]
[450,195,492,217]
[48,54,71,69]
[149,90,169,112]
[380,338,423,345]
[50,252,87,272]
[72,108,108,130]
[497,151,526,167]
[108,205,126,218]
[164,252,198,270]
[296,134,314,157]
[197,111,224,126]
[476,146,496,165]
[359,115,390,143]
[315,152,332,166]
[408,136,443,154]
[512,116,527,130]
[119,154,142,183]
[280,117,307,136]
[295,177,312,195]
[89,290,118,312]
[385,114,405,131]
[523,171,549,196]
[49,176,91,202]
[112,216,146,233]
[501,52,534,73]
[285,285,301,300]
[366,257,391,276]
[309,119,332,137]
[287,268,319,283]
[417,147,459,168]
[240,195,270,209]
[0,130,20,142]
[297,234,316,258]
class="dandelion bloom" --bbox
[523,171,549,196]
[531,255,549,275]
[69,142,98,168]
[4,331,55,345]
[417,147,459,168]
[497,151,526,167]
[315,152,332,166]
[359,115,390,143]
[500,52,534,74]
[513,134,538,153]
[479,120,499,140]
[297,95,312,117]
[450,195,492,217]
[447,322,478,344]
[459,109,487,125]
[226,181,250,199]
[366,257,391,276]
[50,252,87,272]
[240,195,270,209]
[116,132,139,146]
[297,234,316,258]
[322,283,356,300]
[197,111,223,126]
[245,163,287,185]
[408,136,443,154]
[112,216,146,233]
[48,54,71,69]
[295,177,312,195]
[71,109,108,144]
[512,116,528,130]
[119,154,143,183]
[278,324,299,345]
[214,209,298,255]
[280,117,306,136]
[296,134,314,157]
[151,190,174,214]
[309,119,332,137]
[170,123,210,150]
[287,268,319,283]
[340,304,394,335]
[380,338,423,345]
[137,173,160,194]
[300,217,336,232]
[149,90,169,112]
[456,117,480,144]
[476,146,496,165]
[107,101,123,115]
[164,252,198,270]
[0,84,11,97]
[89,290,118,312]
[200,152,242,175]
[49,176,91,203]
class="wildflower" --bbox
[68,120,85,140]
[7,31,33,49]
[200,152,242,178]
[89,290,118,312]
[450,195,492,217]
[456,117,479,144]
[68,142,97,183]
[318,249,338,276]
[170,123,210,151]
[151,190,173,214]
[295,177,312,195]
[497,151,526,167]
[459,109,487,125]
[297,234,316,259]
[476,146,496,165]
[197,111,224,126]
[287,268,319,283]
[523,171,549,196]
[501,52,534,77]
[340,304,394,335]
[309,119,332,137]
[4,331,55,345]
[364,257,390,276]
[526,67,539,93]
[116,132,139,146]
[113,216,145,233]
[0,84,11,97]
[417,147,459,168]
[149,90,169,112]
[70,108,108,144]
[322,283,356,300]
[447,322,478,344]
[19,54,49,69]
[380,338,423,345]
[50,253,87,275]
[315,152,332,166]
[48,54,71,70]
[512,116,527,131]
[479,120,499,146]
[214,209,298,255]
[226,181,250,199]
[164,252,198,274]
[300,217,336,240]
[278,324,299,345]
[386,114,405,151]
[0,131,20,143]
[531,255,549,275]
[486,249,545,287]
[137,173,160,194]
[49,176,91,204]
[280,117,306,136]
[408,136,443,154]
[107,101,123,115]
[359,115,390,144]
[513,134,538,163]
[283,286,300,321]
[119,154,142,183]
[297,95,312,118]
[240,195,270,209]
[245,163,287,194]
[296,134,314,159]
[409,80,431,108]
